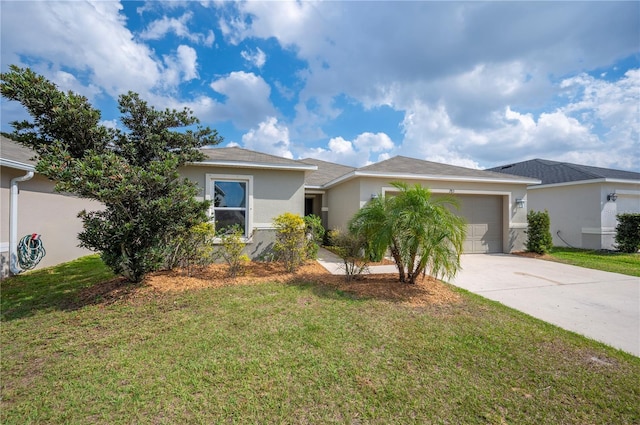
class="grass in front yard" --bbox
[547,247,640,277]
[0,255,115,321]
[2,258,639,424]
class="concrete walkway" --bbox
[316,248,640,356]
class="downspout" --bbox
[10,170,34,274]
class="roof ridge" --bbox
[560,161,603,179]
[301,157,355,169]
[200,145,309,165]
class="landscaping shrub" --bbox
[1,66,221,282]
[348,182,466,284]
[273,212,307,272]
[328,229,370,281]
[166,222,216,276]
[304,214,325,260]
[526,210,553,254]
[615,213,640,253]
[218,225,250,277]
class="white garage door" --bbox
[456,195,503,254]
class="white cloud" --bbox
[51,70,102,100]
[138,11,215,46]
[397,68,640,171]
[220,1,639,170]
[241,117,293,159]
[209,71,276,128]
[99,119,118,129]
[177,45,198,81]
[353,132,394,153]
[241,47,266,68]
[162,45,199,87]
[1,1,163,97]
[301,132,396,167]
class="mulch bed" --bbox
[76,261,461,308]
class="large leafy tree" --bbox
[349,182,466,284]
[1,65,222,282]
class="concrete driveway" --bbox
[450,254,640,357]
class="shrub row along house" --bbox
[2,136,540,276]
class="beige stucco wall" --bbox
[325,178,361,231]
[325,176,530,253]
[179,165,307,259]
[1,166,101,277]
[529,180,640,250]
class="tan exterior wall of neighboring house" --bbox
[529,181,640,250]
[179,165,307,259]
[1,166,101,278]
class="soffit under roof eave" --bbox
[320,170,539,189]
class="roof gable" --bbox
[489,159,640,185]
[304,155,538,188]
[195,147,316,172]
[357,155,533,181]
[301,158,356,186]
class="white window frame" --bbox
[205,174,253,242]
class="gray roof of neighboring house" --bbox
[488,159,640,185]
[301,158,356,186]
[196,146,317,172]
[355,155,537,182]
[0,135,37,170]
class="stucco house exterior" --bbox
[303,156,538,254]
[2,137,538,277]
[180,147,317,259]
[1,136,101,277]
[489,159,640,250]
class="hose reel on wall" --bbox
[17,233,46,271]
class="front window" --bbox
[206,174,252,237]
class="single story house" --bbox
[0,136,101,278]
[489,159,640,250]
[2,138,539,277]
[300,155,538,254]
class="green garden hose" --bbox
[17,234,46,271]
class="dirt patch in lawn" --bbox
[77,261,460,308]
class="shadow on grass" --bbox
[0,255,136,321]
[287,279,366,303]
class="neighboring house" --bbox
[302,156,538,254]
[489,159,640,250]
[0,136,101,278]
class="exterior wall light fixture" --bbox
[607,192,617,202]
[515,198,526,209]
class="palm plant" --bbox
[349,182,466,284]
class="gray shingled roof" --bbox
[488,159,640,185]
[0,135,37,169]
[198,147,316,171]
[357,155,534,181]
[301,158,356,186]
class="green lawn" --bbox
[2,257,639,424]
[547,247,640,277]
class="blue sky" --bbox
[1,1,639,171]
